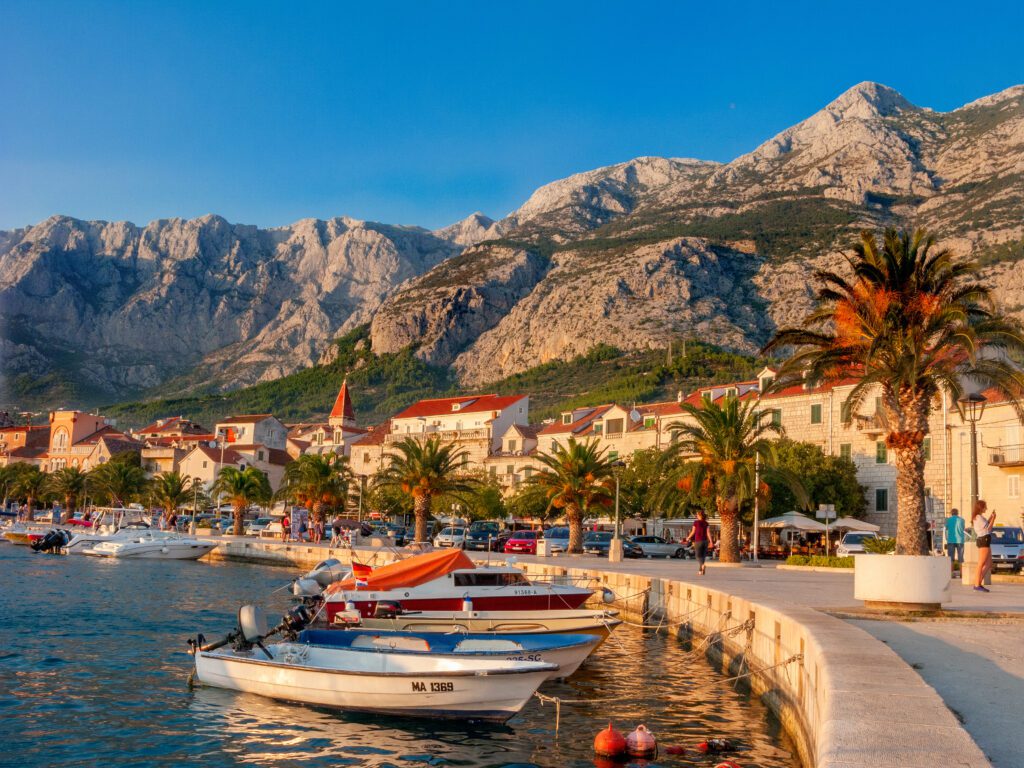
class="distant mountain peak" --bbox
[433,211,498,247]
[825,81,915,119]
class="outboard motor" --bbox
[31,529,70,553]
[291,558,350,596]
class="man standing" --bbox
[944,508,965,571]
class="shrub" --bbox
[785,555,854,568]
[862,537,897,554]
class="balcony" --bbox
[989,445,1024,468]
[385,427,490,444]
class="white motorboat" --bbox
[83,531,217,560]
[320,549,593,622]
[343,608,622,643]
[299,628,600,680]
[61,508,155,555]
[63,523,154,555]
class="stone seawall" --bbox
[203,539,989,768]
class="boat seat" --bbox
[350,635,431,652]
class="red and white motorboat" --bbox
[322,549,592,623]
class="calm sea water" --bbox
[0,543,798,768]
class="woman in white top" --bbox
[971,500,996,592]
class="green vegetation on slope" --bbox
[104,327,769,430]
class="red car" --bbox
[503,530,538,555]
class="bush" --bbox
[862,537,897,554]
[785,555,854,568]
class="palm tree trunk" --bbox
[233,502,244,536]
[717,496,740,563]
[414,494,431,544]
[892,443,929,555]
[566,503,584,554]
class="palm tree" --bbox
[278,453,352,525]
[667,396,791,563]
[212,466,271,535]
[766,228,1024,555]
[528,437,615,553]
[46,466,89,517]
[150,471,197,524]
[374,437,474,544]
[11,464,47,520]
[89,461,149,508]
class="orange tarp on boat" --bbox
[325,548,475,594]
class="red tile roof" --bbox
[190,444,245,465]
[538,405,614,436]
[351,422,392,446]
[230,444,294,466]
[392,394,526,420]
[330,378,356,421]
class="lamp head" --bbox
[957,392,988,424]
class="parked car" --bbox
[491,530,514,551]
[836,531,879,556]
[503,530,539,555]
[543,527,571,554]
[385,524,407,547]
[465,521,503,551]
[582,531,644,558]
[433,526,467,549]
[245,517,272,536]
[990,526,1023,573]
[630,535,687,558]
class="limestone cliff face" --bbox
[369,247,549,367]
[0,215,458,399]
[5,81,1024,405]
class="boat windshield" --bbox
[452,572,529,587]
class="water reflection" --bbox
[0,544,796,767]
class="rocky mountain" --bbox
[0,215,459,404]
[3,81,1024,407]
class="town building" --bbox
[213,414,288,451]
[0,425,50,467]
[288,379,366,457]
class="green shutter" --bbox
[839,443,852,461]
[923,437,931,461]
[876,441,887,463]
[810,404,822,424]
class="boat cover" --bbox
[298,628,594,654]
[324,548,476,594]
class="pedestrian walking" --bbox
[684,509,711,576]
[971,500,996,592]
[282,513,290,542]
[944,508,965,571]
[331,516,342,546]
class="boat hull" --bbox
[342,609,621,645]
[194,646,552,722]
[83,541,217,559]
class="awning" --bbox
[831,517,880,532]
[757,512,827,532]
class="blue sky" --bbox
[2,1,1022,231]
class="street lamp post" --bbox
[958,393,987,510]
[609,460,626,562]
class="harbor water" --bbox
[0,544,799,767]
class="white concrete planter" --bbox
[854,554,951,609]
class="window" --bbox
[461,453,469,466]
[725,387,738,398]
[202,460,208,469]
[874,397,883,415]
[523,467,533,479]
[760,375,774,391]
[701,392,712,404]
[875,441,887,463]
[551,440,558,452]
[922,437,931,461]
[562,413,572,425]
[488,466,497,477]
[643,416,656,429]
[839,443,852,461]
[363,452,370,464]
[593,423,603,435]
[508,439,517,453]
[771,409,782,427]
[875,488,889,512]
[605,418,624,435]
[810,404,822,424]
[1009,476,1020,499]
[506,465,515,475]
[257,450,264,461]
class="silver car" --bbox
[433,526,467,548]
[629,535,687,558]
[836,531,878,556]
[544,527,570,553]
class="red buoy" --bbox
[715,762,743,768]
[593,723,627,757]
[626,724,657,758]
[664,745,687,755]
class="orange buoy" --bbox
[625,724,657,757]
[593,722,627,757]
[714,762,743,768]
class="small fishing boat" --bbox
[320,549,593,622]
[83,530,217,560]
[298,628,599,680]
[190,606,555,722]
